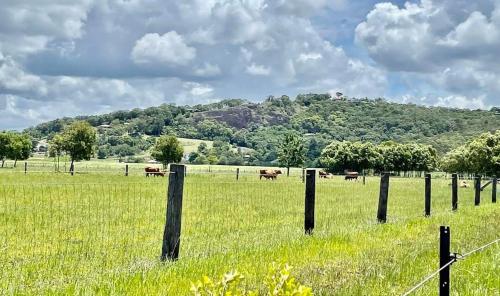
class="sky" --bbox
[1,0,499,130]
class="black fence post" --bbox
[236,168,240,180]
[70,163,74,176]
[452,174,458,211]
[125,164,129,177]
[474,175,481,206]
[24,162,27,175]
[439,226,451,296]
[425,173,431,216]
[363,171,366,185]
[377,173,390,223]
[493,177,497,203]
[161,164,185,261]
[302,168,305,183]
[304,169,316,235]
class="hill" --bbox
[25,94,500,165]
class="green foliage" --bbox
[151,135,183,167]
[25,95,500,165]
[320,140,437,173]
[320,141,380,173]
[0,132,32,167]
[61,121,97,163]
[442,130,500,176]
[278,133,306,175]
[191,264,312,296]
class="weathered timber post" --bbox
[302,168,305,183]
[70,162,74,176]
[474,175,481,206]
[125,164,129,177]
[24,162,27,175]
[236,168,240,180]
[363,171,366,185]
[377,173,390,223]
[161,164,185,261]
[493,177,497,203]
[439,226,453,296]
[451,174,458,211]
[304,169,316,235]
[425,173,431,216]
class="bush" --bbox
[191,263,312,296]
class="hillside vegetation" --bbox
[25,94,500,165]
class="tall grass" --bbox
[0,171,498,295]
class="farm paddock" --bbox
[0,170,498,295]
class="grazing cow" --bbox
[259,169,282,180]
[344,171,359,181]
[145,167,165,177]
[459,180,470,188]
[319,170,333,179]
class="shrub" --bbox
[191,263,313,296]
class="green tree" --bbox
[0,132,12,168]
[7,133,32,167]
[61,121,97,173]
[151,135,184,168]
[320,141,380,173]
[49,134,65,171]
[278,133,306,176]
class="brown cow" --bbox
[344,171,359,181]
[319,170,333,179]
[259,169,282,180]
[145,167,165,177]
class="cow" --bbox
[145,167,165,177]
[319,170,333,179]
[460,180,470,188]
[259,169,282,180]
[344,171,359,181]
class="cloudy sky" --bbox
[1,0,499,130]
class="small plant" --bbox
[191,263,313,296]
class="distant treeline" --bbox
[24,94,500,166]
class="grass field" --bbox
[0,166,498,295]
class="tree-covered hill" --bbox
[25,94,500,166]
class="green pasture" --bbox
[0,168,498,295]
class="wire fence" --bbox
[0,170,498,293]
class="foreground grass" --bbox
[0,171,498,295]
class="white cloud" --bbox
[194,63,221,77]
[131,31,196,65]
[297,53,322,62]
[356,0,500,107]
[246,63,271,76]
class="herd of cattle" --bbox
[144,167,359,180]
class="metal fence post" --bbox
[452,174,458,211]
[377,173,390,223]
[125,164,129,177]
[474,175,481,206]
[493,177,497,203]
[236,168,240,180]
[161,164,185,261]
[425,173,431,216]
[439,226,452,296]
[24,162,27,175]
[304,169,316,235]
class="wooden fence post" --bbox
[125,164,129,176]
[363,171,366,185]
[493,177,497,203]
[161,164,185,261]
[70,163,74,176]
[302,168,305,183]
[439,226,451,296]
[377,173,390,223]
[451,174,458,211]
[24,162,27,175]
[304,169,316,235]
[474,175,481,206]
[236,168,240,180]
[425,173,431,216]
